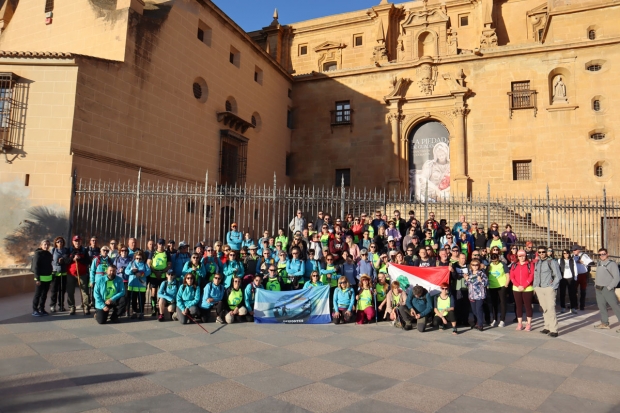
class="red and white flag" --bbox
[387,263,450,295]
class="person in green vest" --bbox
[486,253,509,327]
[355,274,375,324]
[374,272,389,320]
[320,254,340,312]
[433,282,458,335]
[220,277,247,324]
[32,239,53,317]
[94,264,125,324]
[368,243,382,271]
[276,228,289,251]
[486,231,507,253]
[147,239,172,317]
[303,271,324,289]
[319,225,331,252]
[264,265,284,291]
[276,251,290,288]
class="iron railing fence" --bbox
[70,170,620,257]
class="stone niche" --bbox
[400,3,449,60]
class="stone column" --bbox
[387,110,403,191]
[451,107,470,195]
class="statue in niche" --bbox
[552,75,568,104]
[447,29,458,55]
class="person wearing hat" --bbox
[166,240,177,255]
[171,241,191,280]
[386,221,402,250]
[572,245,592,311]
[147,239,172,317]
[125,250,151,319]
[486,231,506,252]
[226,223,243,253]
[67,235,91,315]
[157,270,179,321]
[472,224,487,251]
[93,264,125,324]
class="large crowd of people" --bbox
[30,209,620,335]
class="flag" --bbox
[387,263,450,295]
[254,285,331,324]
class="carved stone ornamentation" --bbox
[385,77,412,100]
[387,111,405,123]
[416,63,438,95]
[452,107,469,118]
[480,28,498,48]
[552,75,568,104]
[446,29,458,55]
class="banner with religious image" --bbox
[409,121,451,201]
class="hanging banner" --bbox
[254,285,331,324]
[409,121,451,201]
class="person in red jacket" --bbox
[329,232,349,264]
[510,250,534,331]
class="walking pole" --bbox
[373,288,378,324]
[187,313,210,334]
[75,263,86,316]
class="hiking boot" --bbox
[50,306,57,313]
[594,323,610,329]
[39,309,49,316]
[69,308,76,315]
[549,332,558,338]
[571,309,578,315]
[498,321,505,328]
[540,329,550,334]
[216,316,224,324]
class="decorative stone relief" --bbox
[480,28,498,48]
[385,77,412,100]
[416,63,438,95]
[552,75,568,104]
[446,29,458,55]
[314,41,347,72]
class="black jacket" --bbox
[32,248,53,281]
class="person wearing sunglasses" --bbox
[276,228,289,252]
[200,273,225,323]
[171,241,191,280]
[303,271,324,290]
[226,223,243,253]
[219,277,247,324]
[124,250,151,319]
[244,274,264,322]
[510,250,534,331]
[183,253,207,290]
[558,249,578,314]
[176,272,201,324]
[533,246,561,337]
[593,248,620,331]
[113,244,132,316]
[355,274,375,324]
[289,210,306,234]
[465,259,488,331]
[147,239,172,317]
[379,277,404,325]
[321,254,340,312]
[67,235,90,316]
[157,270,179,322]
[284,247,305,290]
[332,276,355,324]
[108,239,119,260]
[264,266,284,291]
[93,263,126,324]
[433,283,457,334]
[487,254,509,328]
[222,251,244,288]
[50,236,70,313]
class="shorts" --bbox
[149,278,163,288]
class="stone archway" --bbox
[407,120,450,200]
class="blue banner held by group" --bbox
[254,285,331,324]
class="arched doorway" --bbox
[408,121,450,201]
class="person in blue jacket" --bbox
[304,249,323,281]
[124,250,151,319]
[241,233,255,250]
[183,253,207,289]
[222,251,244,288]
[171,242,191,279]
[398,285,433,332]
[285,247,304,290]
[202,247,222,282]
[303,271,324,289]
[226,223,243,252]
[332,276,355,324]
[356,250,377,283]
[94,265,126,324]
[244,274,264,322]
[176,273,201,324]
[89,246,114,287]
[199,273,226,323]
[113,245,132,317]
[157,270,180,322]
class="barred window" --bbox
[587,64,601,72]
[219,130,248,187]
[225,100,232,112]
[593,99,601,111]
[45,0,54,13]
[511,81,531,108]
[588,30,596,40]
[333,101,351,124]
[590,133,605,141]
[512,160,532,181]
[0,73,19,150]
[335,168,351,187]
[595,164,603,177]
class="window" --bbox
[354,35,363,47]
[229,46,240,67]
[299,44,308,55]
[288,89,292,99]
[225,97,237,113]
[459,14,469,27]
[335,169,351,187]
[225,100,232,112]
[254,66,263,85]
[593,99,601,111]
[287,109,293,129]
[587,64,601,72]
[333,101,351,124]
[508,80,537,117]
[45,0,54,12]
[512,160,532,181]
[286,153,292,176]
[192,82,202,99]
[538,29,544,42]
[590,133,605,141]
[322,61,337,72]
[219,130,248,186]
[595,164,604,177]
[588,30,596,40]
[251,112,262,131]
[197,20,212,46]
[24,174,29,187]
[0,73,17,150]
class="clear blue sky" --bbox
[214,0,382,32]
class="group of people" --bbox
[29,209,620,335]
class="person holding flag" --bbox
[244,274,264,322]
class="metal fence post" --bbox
[203,170,208,242]
[272,172,276,235]
[134,168,141,239]
[424,181,429,219]
[487,182,491,227]
[340,174,345,221]
[603,186,608,249]
[546,184,551,247]
[67,168,77,241]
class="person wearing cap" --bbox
[357,249,376,283]
[386,221,402,250]
[226,223,243,252]
[157,270,180,321]
[472,224,487,251]
[50,237,70,313]
[166,240,177,255]
[486,231,506,252]
[89,246,114,313]
[356,274,375,324]
[386,236,399,256]
[67,235,91,315]
[171,242,191,279]
[147,239,172,317]
[572,245,592,311]
[533,246,561,337]
[275,228,289,251]
[93,264,125,324]
[524,241,536,261]
[593,248,620,331]
[31,240,53,317]
[125,250,151,319]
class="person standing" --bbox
[533,246,561,337]
[558,249,578,314]
[93,264,125,324]
[86,237,101,262]
[487,253,509,327]
[593,248,620,331]
[510,250,534,331]
[572,246,592,311]
[125,250,151,319]
[147,239,172,316]
[451,253,470,327]
[289,210,306,234]
[465,259,488,331]
[67,236,90,315]
[32,240,53,316]
[108,240,119,260]
[50,237,70,313]
[226,223,243,253]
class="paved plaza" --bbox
[1,293,619,413]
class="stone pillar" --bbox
[387,111,403,191]
[451,107,470,195]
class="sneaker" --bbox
[549,332,558,338]
[171,312,178,321]
[498,321,505,328]
[525,323,531,332]
[594,323,610,329]
[571,309,578,314]
[130,313,137,319]
[151,309,157,317]
[540,329,550,335]
[39,309,49,316]
[60,307,67,312]
[69,308,76,315]
[158,315,164,322]
[490,320,497,327]
[515,323,523,331]
[32,311,42,317]
[452,327,458,335]
[138,313,144,320]
[216,317,224,324]
[50,306,57,313]
[390,320,395,327]
[560,308,566,313]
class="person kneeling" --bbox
[433,282,458,335]
[398,285,433,332]
[200,273,225,323]
[244,274,264,322]
[176,273,201,324]
[219,277,247,324]
[94,265,126,324]
[332,276,354,324]
[157,270,179,322]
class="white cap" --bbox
[387,236,395,242]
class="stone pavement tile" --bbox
[570,365,620,385]
[437,358,505,379]
[478,341,535,356]
[342,328,390,342]
[0,343,37,359]
[0,325,11,334]
[556,377,620,405]
[291,328,336,340]
[16,329,77,343]
[510,355,578,376]
[171,344,234,364]
[215,338,276,355]
[351,342,404,357]
[148,336,206,352]
[334,399,423,413]
[200,355,271,378]
[391,349,447,368]
[82,409,112,413]
[359,358,429,381]
[61,360,138,386]
[29,338,94,355]
[581,352,620,372]
[234,367,313,396]
[0,334,24,347]
[52,319,99,330]
[128,327,182,342]
[374,334,429,349]
[98,342,163,360]
[541,338,593,354]
[409,369,484,394]
[146,365,224,392]
[120,352,192,373]
[527,347,590,364]
[0,355,56,377]
[2,319,58,334]
[536,391,618,413]
[435,332,497,346]
[225,324,276,338]
[43,349,114,368]
[82,376,170,406]
[0,385,100,413]
[322,370,400,396]
[489,366,567,391]
[279,357,352,381]
[318,333,368,349]
[0,369,75,397]
[319,349,381,368]
[111,320,161,333]
[66,325,119,338]
[283,340,341,357]
[254,331,307,347]
[436,395,531,413]
[459,348,522,366]
[372,382,459,413]
[178,380,266,413]
[466,379,552,410]
[223,396,313,413]
[188,329,247,345]
[495,335,548,348]
[107,393,205,413]
[80,333,141,349]
[163,324,210,336]
[415,342,472,357]
[246,347,309,367]
[275,382,363,413]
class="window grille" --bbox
[587,64,601,72]
[512,160,532,181]
[593,99,601,111]
[588,30,596,40]
[332,101,351,124]
[590,133,605,141]
[508,81,537,118]
[45,0,54,12]
[219,130,248,187]
[595,165,603,177]
[0,73,20,150]
[225,100,232,112]
[192,83,202,99]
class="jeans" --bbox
[397,305,428,332]
[471,299,484,328]
[95,297,126,324]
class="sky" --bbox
[214,0,383,32]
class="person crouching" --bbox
[93,264,126,324]
[157,270,179,321]
[332,276,355,324]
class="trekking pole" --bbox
[186,313,210,334]
[75,263,86,315]
[373,288,378,324]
